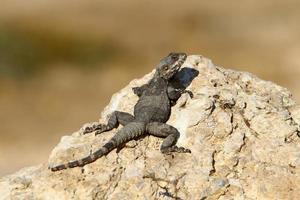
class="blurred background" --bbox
[1,0,300,176]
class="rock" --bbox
[1,55,300,199]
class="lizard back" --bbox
[134,77,171,123]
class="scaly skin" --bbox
[50,52,192,172]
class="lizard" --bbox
[50,52,192,172]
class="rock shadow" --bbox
[170,67,199,90]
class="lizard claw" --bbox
[183,90,193,98]
[161,146,191,154]
[82,123,102,135]
[82,126,92,134]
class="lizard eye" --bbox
[164,66,169,70]
[171,55,178,60]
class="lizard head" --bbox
[156,52,187,80]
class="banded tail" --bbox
[50,122,145,171]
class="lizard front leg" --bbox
[132,84,148,97]
[146,122,191,154]
[82,111,135,135]
[167,86,193,105]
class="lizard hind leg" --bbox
[82,111,135,135]
[146,122,191,154]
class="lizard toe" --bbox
[95,124,108,135]
[161,146,191,154]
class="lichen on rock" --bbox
[1,55,300,199]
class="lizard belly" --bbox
[134,95,170,123]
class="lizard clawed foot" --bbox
[161,146,191,154]
[82,123,106,135]
[182,90,193,98]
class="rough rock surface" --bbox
[1,55,300,200]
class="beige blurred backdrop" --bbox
[0,0,300,176]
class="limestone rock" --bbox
[1,55,300,199]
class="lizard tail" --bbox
[50,122,145,172]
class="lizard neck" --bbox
[144,76,168,96]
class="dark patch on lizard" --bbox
[50,52,198,172]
